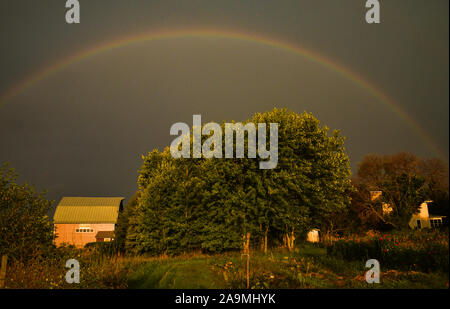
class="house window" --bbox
[416,219,422,229]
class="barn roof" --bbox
[53,197,124,224]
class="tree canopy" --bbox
[350,153,449,230]
[126,108,352,255]
[0,163,54,260]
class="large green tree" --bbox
[127,108,352,255]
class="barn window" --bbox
[76,227,94,233]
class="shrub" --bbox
[84,242,116,256]
[326,230,449,273]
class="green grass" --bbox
[128,257,227,288]
[126,244,449,289]
[6,241,446,289]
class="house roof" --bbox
[53,197,124,224]
[429,215,446,219]
[95,230,115,239]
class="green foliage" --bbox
[5,243,448,289]
[383,173,427,227]
[113,191,140,253]
[326,229,449,273]
[126,108,352,255]
[4,244,142,289]
[85,241,116,256]
[0,163,55,261]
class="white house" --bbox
[408,201,445,229]
[371,191,445,230]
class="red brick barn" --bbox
[53,197,124,248]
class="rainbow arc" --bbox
[0,29,445,161]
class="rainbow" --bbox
[0,28,446,161]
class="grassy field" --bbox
[5,247,448,289]
[4,230,449,289]
[126,245,448,289]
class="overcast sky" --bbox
[0,0,448,203]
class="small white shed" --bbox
[307,229,320,243]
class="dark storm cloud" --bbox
[0,0,448,202]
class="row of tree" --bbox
[1,108,448,259]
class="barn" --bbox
[53,197,124,248]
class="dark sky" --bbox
[0,0,448,203]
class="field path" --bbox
[128,258,225,289]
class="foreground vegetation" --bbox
[128,246,448,289]
[3,229,448,289]
[327,229,449,273]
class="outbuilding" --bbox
[307,228,320,243]
[53,197,124,248]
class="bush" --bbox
[0,164,54,261]
[326,230,449,273]
[84,242,116,256]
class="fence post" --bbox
[243,233,250,289]
[0,255,7,288]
